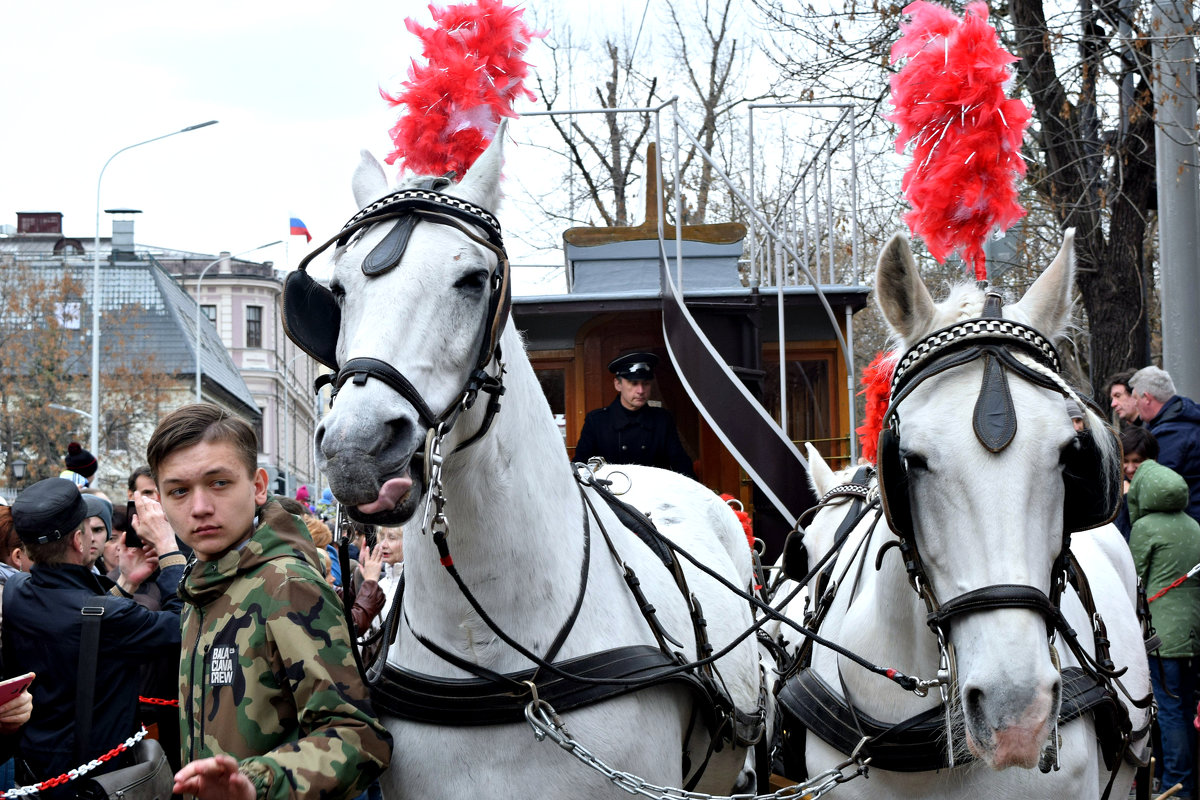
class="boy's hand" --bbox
[173,756,256,800]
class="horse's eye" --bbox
[330,282,346,303]
[902,452,928,473]
[454,270,489,292]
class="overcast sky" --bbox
[0,0,654,289]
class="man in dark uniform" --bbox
[574,352,696,478]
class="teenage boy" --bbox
[148,403,391,800]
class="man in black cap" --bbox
[574,351,696,478]
[2,477,185,793]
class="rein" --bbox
[774,293,1150,789]
[284,184,513,457]
[777,469,1147,782]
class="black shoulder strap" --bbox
[75,596,113,762]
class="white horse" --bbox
[774,232,1151,799]
[307,131,763,799]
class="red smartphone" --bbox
[0,673,34,706]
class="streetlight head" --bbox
[182,120,219,132]
[10,459,26,480]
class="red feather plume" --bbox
[887,1,1031,280]
[382,0,545,177]
[856,351,898,465]
[720,494,756,551]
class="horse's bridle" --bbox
[282,182,513,456]
[875,291,1119,644]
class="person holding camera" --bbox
[1,477,185,796]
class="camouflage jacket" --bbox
[178,501,392,800]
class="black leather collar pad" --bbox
[372,644,715,726]
[779,665,1118,772]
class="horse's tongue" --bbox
[357,477,413,515]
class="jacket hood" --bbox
[1152,395,1200,427]
[180,500,320,607]
[1128,459,1190,522]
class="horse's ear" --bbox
[805,442,837,498]
[352,150,389,210]
[1010,228,1075,336]
[875,233,936,342]
[453,121,506,212]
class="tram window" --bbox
[535,368,567,442]
[763,356,835,459]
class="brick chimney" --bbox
[16,212,63,235]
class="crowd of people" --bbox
[1106,366,1200,799]
[3,360,1200,798]
[0,404,399,800]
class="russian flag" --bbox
[289,217,312,242]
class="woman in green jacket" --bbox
[1126,425,1200,799]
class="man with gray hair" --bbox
[1130,365,1200,522]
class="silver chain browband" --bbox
[819,482,873,505]
[891,317,1061,396]
[343,188,501,237]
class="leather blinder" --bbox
[781,528,809,582]
[876,426,912,540]
[282,269,341,371]
[1062,426,1122,532]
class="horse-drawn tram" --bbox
[283,1,1158,797]
[513,146,870,560]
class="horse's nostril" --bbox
[383,416,416,458]
[315,423,327,452]
[965,686,985,722]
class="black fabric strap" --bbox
[76,602,108,762]
[578,473,675,569]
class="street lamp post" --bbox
[10,459,26,488]
[91,120,219,454]
[194,241,282,402]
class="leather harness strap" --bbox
[372,645,714,727]
[363,478,764,760]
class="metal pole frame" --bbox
[91,120,218,453]
[194,240,281,402]
[519,100,861,460]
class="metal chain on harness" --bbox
[523,690,868,800]
[419,422,451,538]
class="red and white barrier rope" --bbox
[1,727,149,797]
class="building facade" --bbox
[159,250,321,497]
[0,211,321,498]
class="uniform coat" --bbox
[574,396,695,477]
